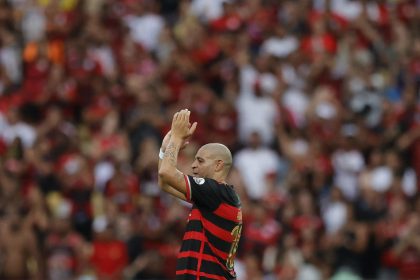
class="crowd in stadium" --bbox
[0,0,419,279]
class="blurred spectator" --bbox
[124,0,164,51]
[0,206,42,280]
[45,197,87,279]
[0,107,37,148]
[234,131,281,200]
[387,213,420,279]
[331,124,365,201]
[242,200,281,260]
[88,216,128,280]
[237,53,280,144]
[322,187,347,235]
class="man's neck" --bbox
[212,174,227,184]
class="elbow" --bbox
[157,173,166,188]
[158,167,170,183]
[157,176,164,189]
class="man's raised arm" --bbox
[158,109,196,201]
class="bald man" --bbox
[158,109,242,280]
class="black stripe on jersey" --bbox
[180,239,201,253]
[185,220,203,233]
[177,257,198,271]
[200,209,237,232]
[186,217,231,253]
[219,185,241,207]
[203,243,227,265]
[176,276,220,280]
[200,260,231,277]
[205,230,231,253]
[175,274,196,280]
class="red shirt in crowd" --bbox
[90,240,128,279]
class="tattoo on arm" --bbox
[164,142,178,166]
[160,138,187,196]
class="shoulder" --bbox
[190,176,207,186]
[186,175,219,188]
[217,183,241,208]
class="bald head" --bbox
[200,143,233,174]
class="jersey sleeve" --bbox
[185,175,222,210]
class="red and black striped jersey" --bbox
[176,175,242,280]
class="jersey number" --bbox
[226,224,242,270]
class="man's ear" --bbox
[215,160,224,172]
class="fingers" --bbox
[182,109,189,123]
[181,141,190,150]
[172,109,195,139]
[174,109,190,124]
[173,112,179,123]
[188,122,198,136]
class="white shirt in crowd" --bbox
[190,0,230,22]
[281,88,309,128]
[0,113,36,148]
[124,13,164,51]
[234,146,280,200]
[236,96,279,145]
[313,0,384,22]
[322,201,347,234]
[332,149,365,201]
[260,36,299,58]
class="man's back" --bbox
[176,175,242,280]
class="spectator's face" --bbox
[252,203,267,223]
[330,187,343,202]
[408,214,420,233]
[95,226,115,241]
[413,38,420,56]
[4,209,22,232]
[248,132,262,149]
[6,108,19,124]
[53,218,71,234]
[298,191,314,215]
[415,197,420,213]
[385,150,401,171]
[313,19,326,35]
[390,197,406,220]
[369,150,382,167]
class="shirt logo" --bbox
[193,177,205,185]
[237,209,242,222]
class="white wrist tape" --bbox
[159,149,165,160]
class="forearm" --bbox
[158,139,187,200]
[160,137,183,174]
[157,154,165,186]
[158,157,181,192]
[158,109,195,198]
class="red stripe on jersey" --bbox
[176,269,226,280]
[190,208,201,220]
[178,251,220,264]
[184,175,191,201]
[183,231,205,242]
[214,203,241,223]
[203,218,232,242]
[183,221,228,259]
[206,241,228,260]
[190,209,232,242]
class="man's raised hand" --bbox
[171,109,197,144]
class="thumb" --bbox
[181,141,190,149]
[188,122,198,136]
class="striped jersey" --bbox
[176,175,242,280]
